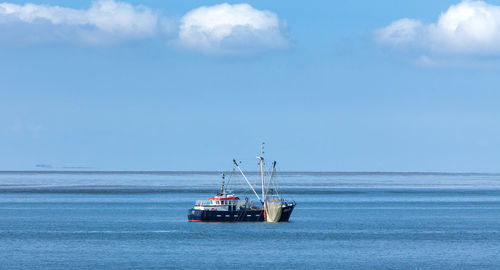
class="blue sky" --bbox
[1,0,500,172]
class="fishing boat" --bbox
[187,144,296,222]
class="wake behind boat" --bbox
[188,144,296,222]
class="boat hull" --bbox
[188,204,295,222]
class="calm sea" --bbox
[1,171,500,269]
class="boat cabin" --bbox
[193,194,241,211]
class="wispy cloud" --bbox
[9,120,43,136]
[376,0,500,56]
[0,0,159,44]
[0,1,289,55]
[177,3,289,55]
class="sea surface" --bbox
[1,171,500,269]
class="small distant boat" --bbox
[188,144,296,222]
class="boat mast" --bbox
[220,173,225,195]
[258,142,265,203]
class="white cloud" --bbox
[0,1,289,55]
[0,0,159,44]
[376,18,422,45]
[377,0,500,55]
[177,3,289,55]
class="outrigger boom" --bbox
[233,159,262,203]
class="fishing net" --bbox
[265,201,282,222]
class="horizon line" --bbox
[0,170,499,175]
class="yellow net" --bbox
[265,201,282,222]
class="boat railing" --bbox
[196,200,213,206]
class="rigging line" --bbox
[234,159,262,203]
[266,164,281,199]
[266,179,279,198]
[265,161,280,199]
[273,166,281,195]
[272,177,281,199]
[234,165,252,197]
[237,173,250,196]
[265,166,274,197]
[226,168,235,189]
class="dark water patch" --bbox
[2,229,500,242]
[0,186,217,194]
[2,186,500,195]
